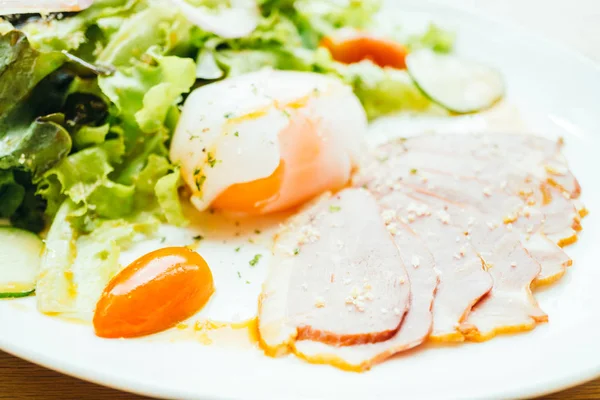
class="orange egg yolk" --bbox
[211,112,351,214]
[93,247,214,339]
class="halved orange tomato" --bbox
[321,31,408,69]
[93,247,214,338]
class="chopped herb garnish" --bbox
[410,168,418,175]
[237,271,242,278]
[224,112,234,119]
[245,280,251,284]
[362,183,368,189]
[193,235,204,241]
[249,254,262,266]
[234,131,239,137]
[160,237,166,243]
[282,109,290,118]
[254,229,261,234]
[294,248,300,255]
[193,168,201,176]
[377,155,389,163]
[195,174,206,191]
[329,205,341,213]
[207,152,217,168]
[235,247,241,252]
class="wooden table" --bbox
[0,350,598,399]
[2,0,599,399]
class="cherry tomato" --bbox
[321,32,408,69]
[93,247,214,338]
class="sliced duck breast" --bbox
[293,220,438,371]
[258,189,410,356]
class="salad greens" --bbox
[0,0,455,235]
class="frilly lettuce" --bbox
[3,0,455,238]
[37,199,160,315]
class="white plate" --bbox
[2,1,600,399]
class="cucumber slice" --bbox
[0,227,43,299]
[406,49,505,114]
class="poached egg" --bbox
[170,69,367,215]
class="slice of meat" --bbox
[400,133,581,198]
[258,189,410,356]
[357,142,574,285]
[293,222,439,371]
[459,223,547,341]
[398,191,548,341]
[368,142,581,246]
[377,191,493,341]
[358,138,551,342]
[521,232,571,286]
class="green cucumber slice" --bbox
[406,49,505,114]
[0,227,43,299]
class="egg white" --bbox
[170,69,367,213]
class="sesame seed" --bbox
[364,292,374,301]
[386,223,398,234]
[526,225,534,233]
[381,308,388,314]
[510,262,517,268]
[381,209,397,224]
[315,296,326,308]
[301,283,308,291]
[344,278,353,285]
[363,282,372,290]
[482,186,492,197]
[437,210,451,224]
[393,307,401,316]
[412,255,420,268]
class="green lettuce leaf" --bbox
[155,167,187,226]
[0,31,66,117]
[21,0,142,53]
[406,23,455,53]
[0,170,25,219]
[292,0,381,48]
[96,5,191,67]
[99,52,196,136]
[134,155,187,226]
[37,145,134,220]
[72,124,111,149]
[337,61,433,119]
[37,199,160,316]
[0,114,72,178]
[135,57,196,133]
